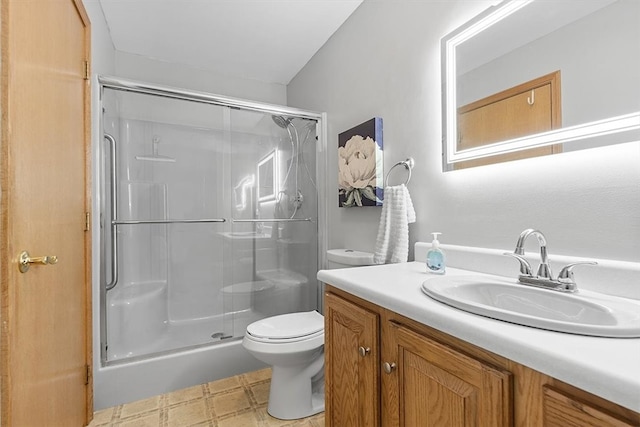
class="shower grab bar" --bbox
[104,133,119,291]
[232,218,312,223]
[114,218,226,225]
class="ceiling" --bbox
[99,0,363,85]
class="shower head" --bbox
[135,135,176,163]
[272,115,292,129]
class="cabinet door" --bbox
[325,292,380,427]
[543,387,638,427]
[390,324,512,427]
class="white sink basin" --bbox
[421,275,640,338]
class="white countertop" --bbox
[318,261,640,412]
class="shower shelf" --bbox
[113,218,226,225]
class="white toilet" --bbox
[242,248,374,420]
[326,248,375,269]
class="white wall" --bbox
[114,51,287,106]
[287,0,640,264]
[83,0,116,76]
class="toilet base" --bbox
[266,355,325,420]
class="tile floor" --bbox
[88,368,325,427]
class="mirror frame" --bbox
[441,0,640,171]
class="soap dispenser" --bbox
[426,232,446,274]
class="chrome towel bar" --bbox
[231,218,313,223]
[114,218,226,225]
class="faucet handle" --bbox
[557,261,598,284]
[503,252,533,276]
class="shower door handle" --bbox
[18,250,58,273]
[104,133,119,290]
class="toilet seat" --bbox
[246,311,324,343]
[246,329,323,344]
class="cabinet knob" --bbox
[383,362,397,374]
[358,346,371,357]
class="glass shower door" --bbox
[223,109,319,336]
[101,87,233,363]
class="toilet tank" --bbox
[327,249,374,269]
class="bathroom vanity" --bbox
[319,260,640,426]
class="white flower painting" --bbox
[338,118,383,207]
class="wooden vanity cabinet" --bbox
[325,288,511,426]
[324,286,640,427]
[325,292,380,427]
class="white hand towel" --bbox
[373,184,416,264]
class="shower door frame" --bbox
[97,75,328,366]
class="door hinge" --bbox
[84,212,91,232]
[85,364,91,385]
[83,60,90,81]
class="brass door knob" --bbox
[18,250,58,273]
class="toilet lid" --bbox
[247,311,324,340]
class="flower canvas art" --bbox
[338,117,383,207]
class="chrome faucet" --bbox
[505,229,596,293]
[514,229,552,279]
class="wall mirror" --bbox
[441,0,640,171]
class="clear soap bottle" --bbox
[426,232,446,274]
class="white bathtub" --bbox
[96,280,266,410]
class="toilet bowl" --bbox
[242,248,374,420]
[242,311,325,420]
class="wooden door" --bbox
[0,0,92,425]
[325,292,380,427]
[389,323,512,427]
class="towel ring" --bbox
[384,158,414,187]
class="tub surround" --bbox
[317,245,640,412]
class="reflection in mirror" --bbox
[442,0,640,170]
[234,175,255,211]
[257,150,277,202]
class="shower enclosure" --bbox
[96,77,325,408]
